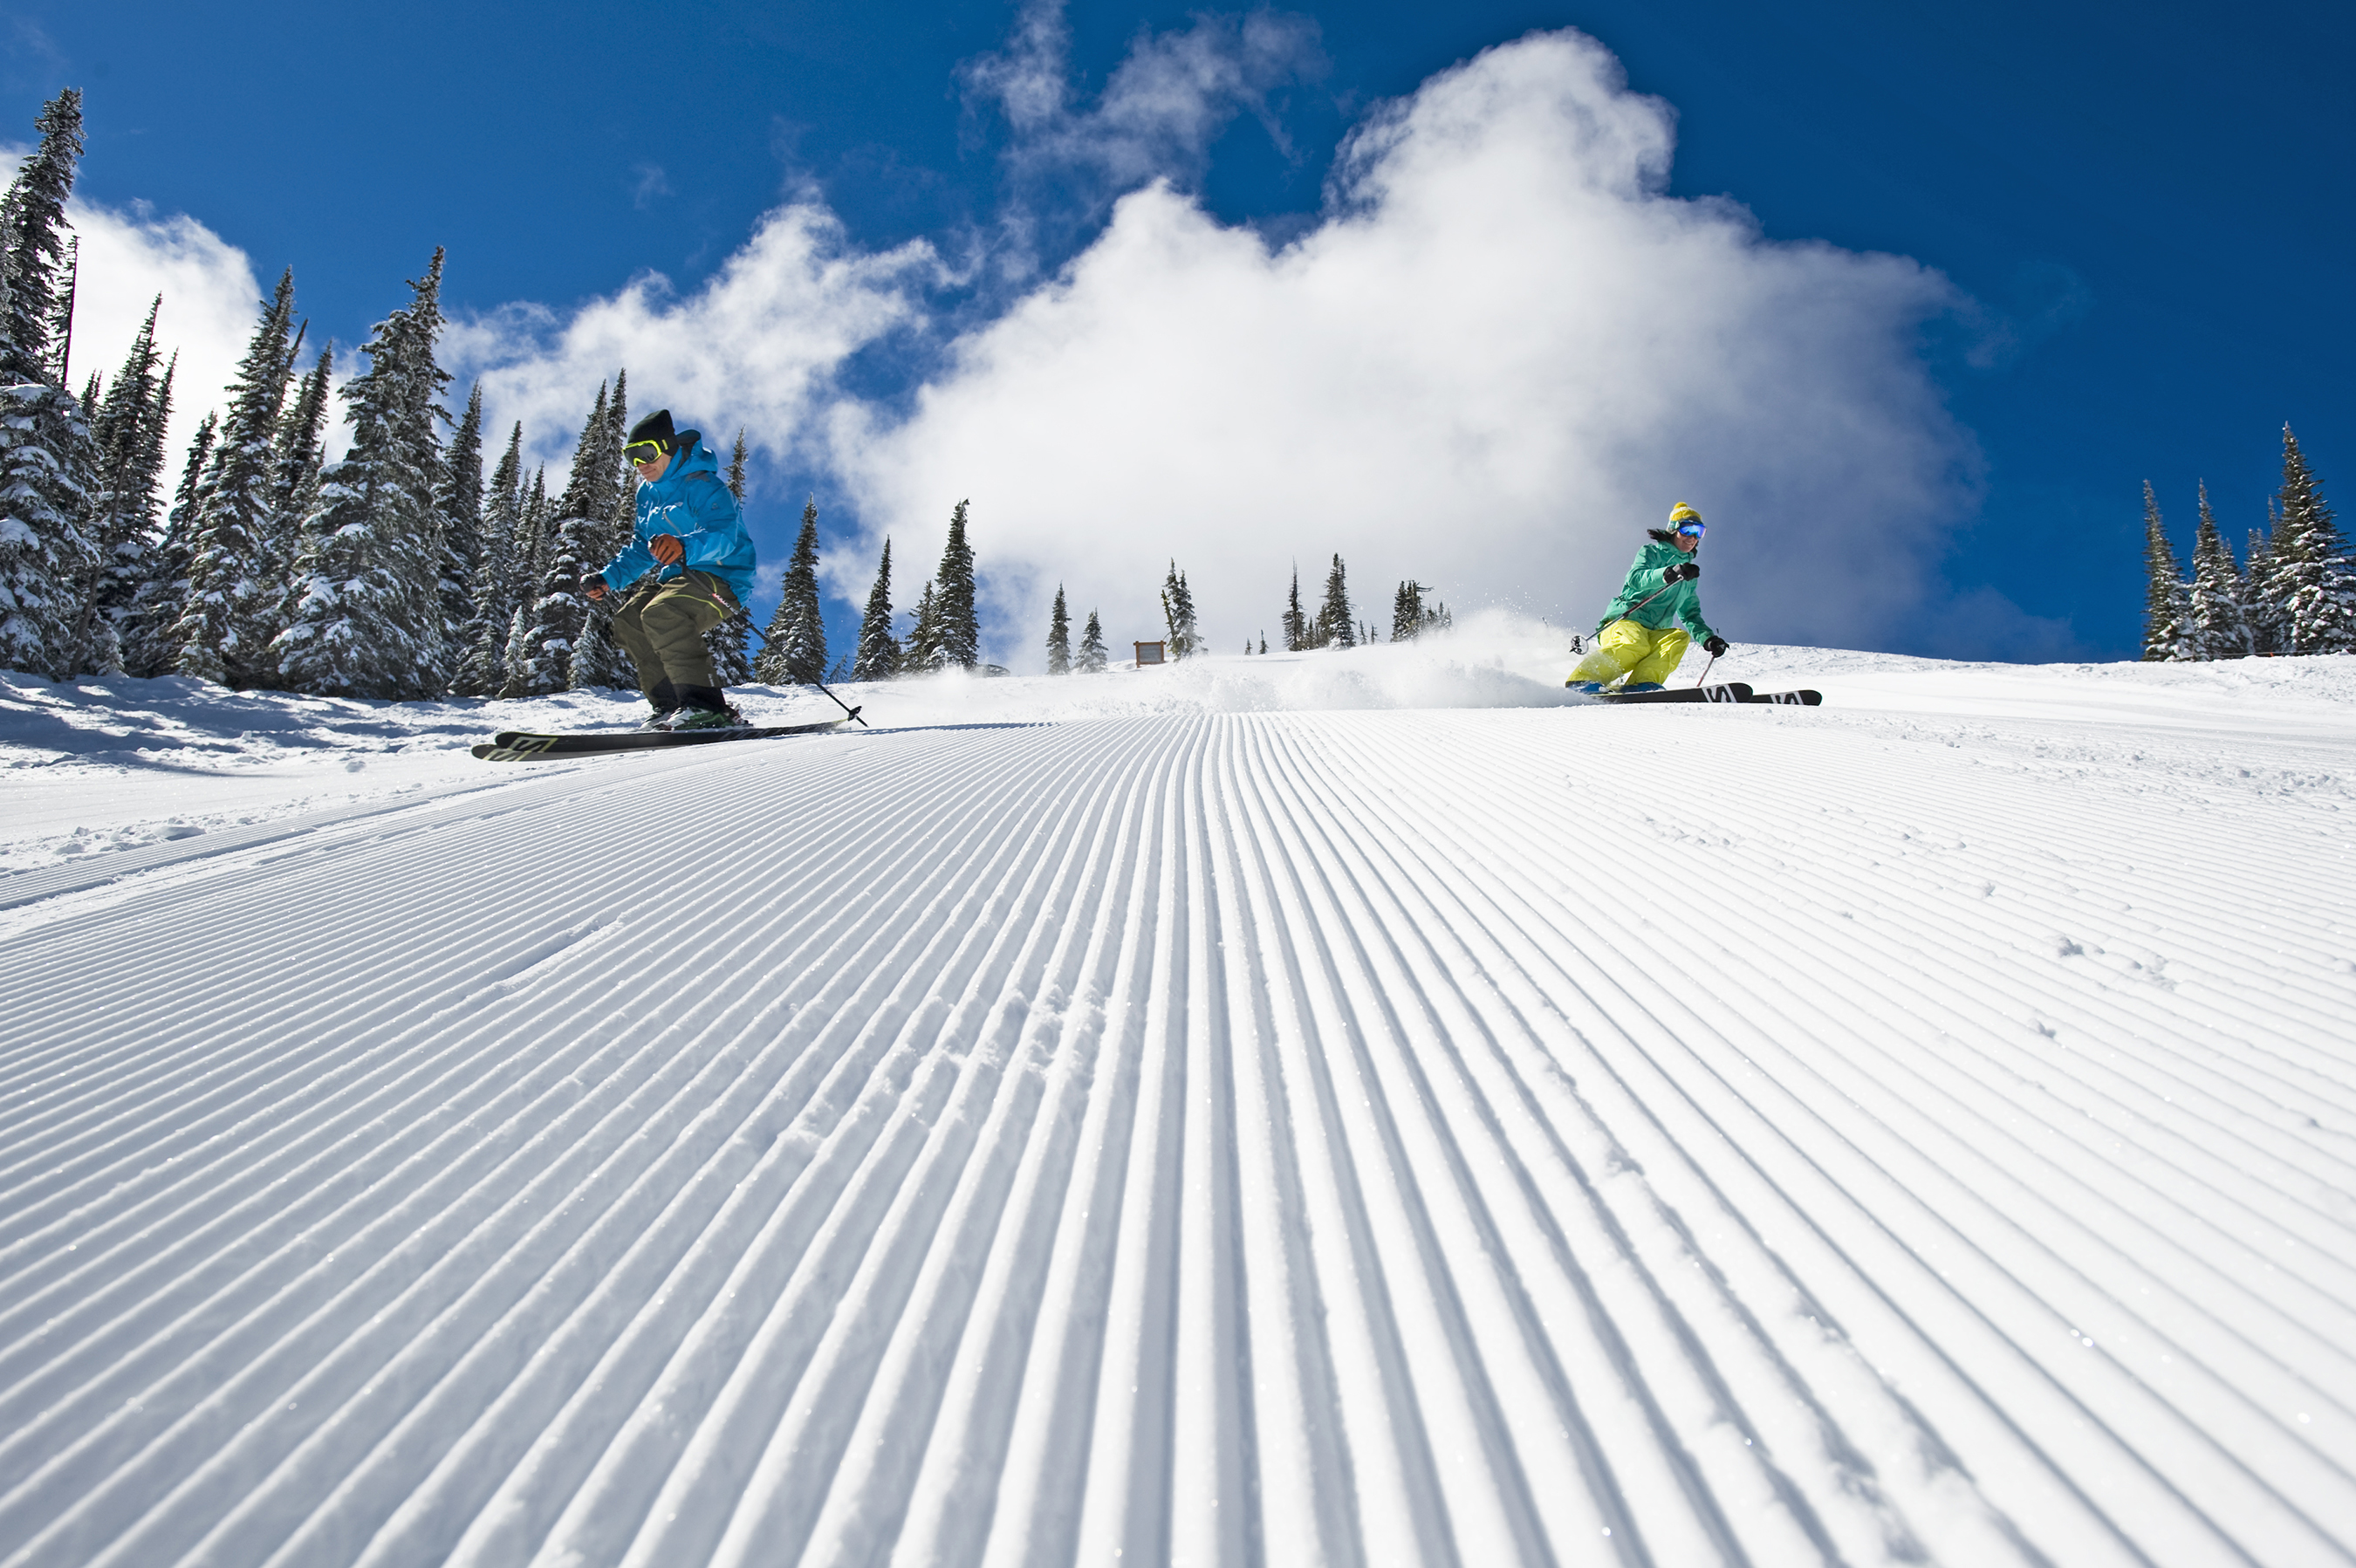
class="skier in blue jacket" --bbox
[582,410,757,729]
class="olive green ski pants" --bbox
[611,570,739,700]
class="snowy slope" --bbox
[3,627,2354,1567]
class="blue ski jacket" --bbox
[1597,538,1718,642]
[597,431,757,606]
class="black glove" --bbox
[1704,635,1729,657]
[1665,561,1700,583]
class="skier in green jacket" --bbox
[1568,503,1729,693]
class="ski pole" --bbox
[743,615,871,728]
[1693,650,1718,688]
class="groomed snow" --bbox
[3,615,2353,1566]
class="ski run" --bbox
[3,619,2353,1568]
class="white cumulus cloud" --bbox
[833,30,1985,665]
[442,203,940,484]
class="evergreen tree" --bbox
[0,382,96,674]
[65,303,174,674]
[2245,518,2285,655]
[853,537,901,681]
[705,423,758,687]
[167,269,299,685]
[1318,552,1354,648]
[1160,560,1198,658]
[0,88,84,387]
[1393,580,1421,642]
[905,579,943,673]
[2140,482,2192,661]
[708,607,754,684]
[510,508,601,695]
[275,250,452,697]
[0,87,100,676]
[1076,608,1107,673]
[498,466,552,691]
[1044,582,1071,674]
[270,346,333,541]
[756,495,826,682]
[1281,563,1308,651]
[934,498,979,668]
[726,428,749,502]
[505,384,607,695]
[455,421,525,695]
[561,375,644,690]
[432,381,486,690]
[2188,482,2252,661]
[2270,424,2356,654]
[126,410,215,675]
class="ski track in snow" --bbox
[3,685,2355,1565]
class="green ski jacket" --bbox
[1598,539,1719,642]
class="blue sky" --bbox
[6,0,2350,664]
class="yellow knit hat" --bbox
[1668,503,1703,526]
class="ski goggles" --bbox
[1675,520,1706,538]
[624,440,668,463]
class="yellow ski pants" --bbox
[1571,619,1690,687]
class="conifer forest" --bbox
[2140,425,2356,662]
[0,90,994,700]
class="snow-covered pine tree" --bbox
[1160,560,1198,658]
[166,270,298,686]
[755,496,826,683]
[270,346,332,540]
[2270,424,2356,654]
[0,383,97,676]
[695,424,756,685]
[2188,482,2251,661]
[275,250,452,698]
[1045,583,1070,674]
[499,466,551,691]
[563,377,642,691]
[2139,482,2192,661]
[432,381,485,691]
[510,509,601,696]
[905,579,942,673]
[1392,580,1421,641]
[1318,552,1354,648]
[0,88,82,387]
[125,411,213,675]
[454,421,524,695]
[511,382,608,695]
[934,498,979,668]
[2244,517,2284,655]
[709,606,753,684]
[1281,564,1308,651]
[853,537,901,681]
[1077,608,1107,673]
[0,89,99,678]
[65,302,174,674]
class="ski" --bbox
[474,716,851,762]
[1736,688,1824,706]
[1597,682,1753,705]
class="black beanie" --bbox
[627,409,677,451]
